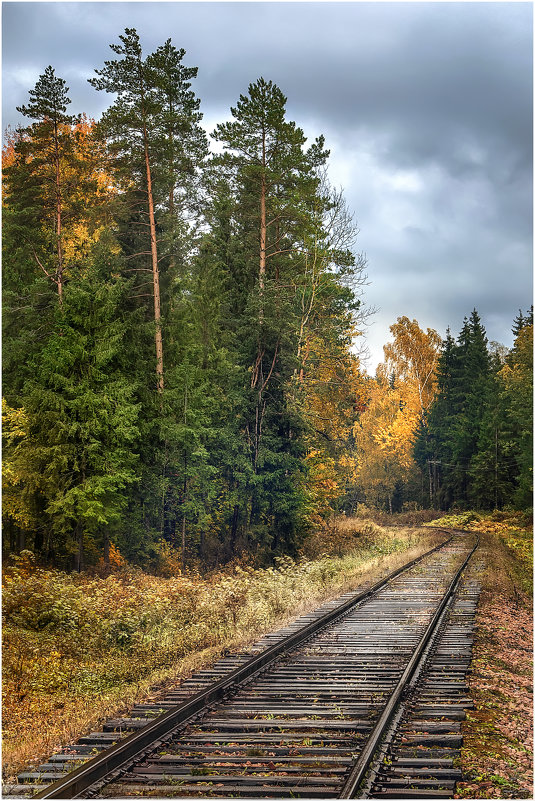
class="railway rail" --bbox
[7,529,481,799]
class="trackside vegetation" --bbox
[427,511,533,799]
[2,521,442,779]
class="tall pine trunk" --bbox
[144,137,164,394]
[259,171,266,296]
[137,55,164,395]
[54,119,64,305]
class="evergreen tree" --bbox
[13,66,75,304]
[3,62,368,568]
[90,29,206,394]
[3,109,113,405]
[90,28,165,392]
[2,249,141,567]
[146,39,208,248]
[512,306,533,337]
[415,310,503,510]
[451,310,491,503]
[89,30,210,561]
[469,351,509,508]
[414,329,458,508]
[209,78,330,553]
[212,78,328,306]
[499,320,533,508]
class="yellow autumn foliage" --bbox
[301,333,366,518]
[352,318,441,509]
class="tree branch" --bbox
[29,245,58,285]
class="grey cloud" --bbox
[2,2,531,373]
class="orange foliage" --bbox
[354,373,418,507]
[3,116,117,270]
[2,127,19,170]
[96,543,127,574]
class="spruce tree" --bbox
[416,312,494,509]
[500,319,533,508]
[3,87,114,420]
[511,306,532,338]
[453,310,491,502]
[14,253,141,568]
[469,349,508,508]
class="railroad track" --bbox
[7,530,481,799]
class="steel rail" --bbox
[338,533,479,799]
[33,532,453,799]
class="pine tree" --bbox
[212,78,328,309]
[207,82,368,550]
[90,29,207,396]
[90,28,165,392]
[209,78,331,552]
[146,40,208,239]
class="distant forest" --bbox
[3,29,533,571]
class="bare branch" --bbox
[29,244,57,285]
[124,252,153,260]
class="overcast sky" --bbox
[2,1,532,372]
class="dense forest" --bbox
[2,29,533,572]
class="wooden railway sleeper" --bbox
[338,535,478,798]
[366,583,480,799]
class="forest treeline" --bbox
[360,309,533,515]
[2,29,532,571]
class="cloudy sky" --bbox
[2,1,532,372]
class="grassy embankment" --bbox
[426,511,533,800]
[2,515,443,781]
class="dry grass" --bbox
[454,520,533,799]
[2,522,443,780]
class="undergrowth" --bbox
[2,520,442,779]
[438,510,533,799]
